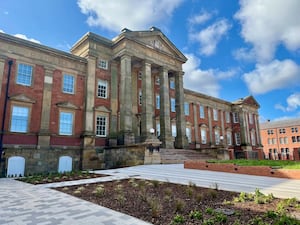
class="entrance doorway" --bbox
[7,156,25,177]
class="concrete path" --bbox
[0,178,151,225]
[95,164,300,199]
[1,164,300,225]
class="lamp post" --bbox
[0,60,13,177]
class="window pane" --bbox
[201,128,206,144]
[170,79,175,89]
[96,116,106,136]
[17,64,32,86]
[59,112,73,135]
[97,80,107,98]
[63,74,74,94]
[10,106,29,132]
[199,105,205,118]
[171,98,175,112]
[156,95,160,109]
[184,102,189,115]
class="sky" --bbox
[1,0,300,122]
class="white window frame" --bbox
[251,130,256,146]
[16,63,33,86]
[213,109,218,121]
[186,127,191,143]
[98,59,108,70]
[233,112,239,123]
[156,95,160,109]
[184,102,189,115]
[235,132,241,145]
[62,74,75,94]
[199,105,205,118]
[97,80,108,99]
[10,105,29,133]
[170,79,175,89]
[171,98,175,112]
[59,111,74,135]
[226,131,232,145]
[215,129,220,145]
[155,76,160,85]
[139,89,142,105]
[96,115,107,137]
[201,128,207,144]
[225,112,230,123]
[172,124,176,137]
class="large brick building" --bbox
[0,28,262,176]
[260,118,300,160]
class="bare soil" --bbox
[55,178,300,225]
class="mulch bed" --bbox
[55,178,300,225]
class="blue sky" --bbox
[1,0,300,122]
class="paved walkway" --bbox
[1,164,300,225]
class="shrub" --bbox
[189,210,203,220]
[172,214,185,224]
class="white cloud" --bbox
[77,0,184,32]
[183,53,236,97]
[0,29,4,33]
[188,11,212,25]
[275,93,300,112]
[14,34,41,44]
[235,0,300,62]
[190,19,231,56]
[243,59,300,94]
[233,47,256,62]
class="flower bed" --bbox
[184,161,300,179]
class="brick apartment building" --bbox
[0,28,262,176]
[260,118,300,160]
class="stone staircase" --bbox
[160,148,216,164]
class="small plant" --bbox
[264,210,278,219]
[151,180,160,188]
[196,193,203,202]
[207,189,217,199]
[202,218,214,225]
[188,181,196,187]
[205,207,214,215]
[116,194,126,206]
[185,186,194,197]
[174,198,185,212]
[164,187,172,196]
[147,197,162,218]
[92,185,104,197]
[189,210,203,220]
[115,184,123,193]
[172,214,185,224]
[215,212,228,223]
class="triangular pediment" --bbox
[94,105,111,112]
[9,94,36,104]
[232,95,260,109]
[56,101,79,110]
[117,27,187,63]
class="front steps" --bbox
[159,148,216,164]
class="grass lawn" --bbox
[206,159,300,169]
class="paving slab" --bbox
[0,179,151,225]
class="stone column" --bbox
[254,114,261,145]
[120,55,134,144]
[159,67,173,148]
[141,61,154,140]
[0,57,6,100]
[38,66,54,147]
[110,60,118,135]
[174,71,188,149]
[192,103,200,148]
[83,56,96,146]
[82,56,96,170]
